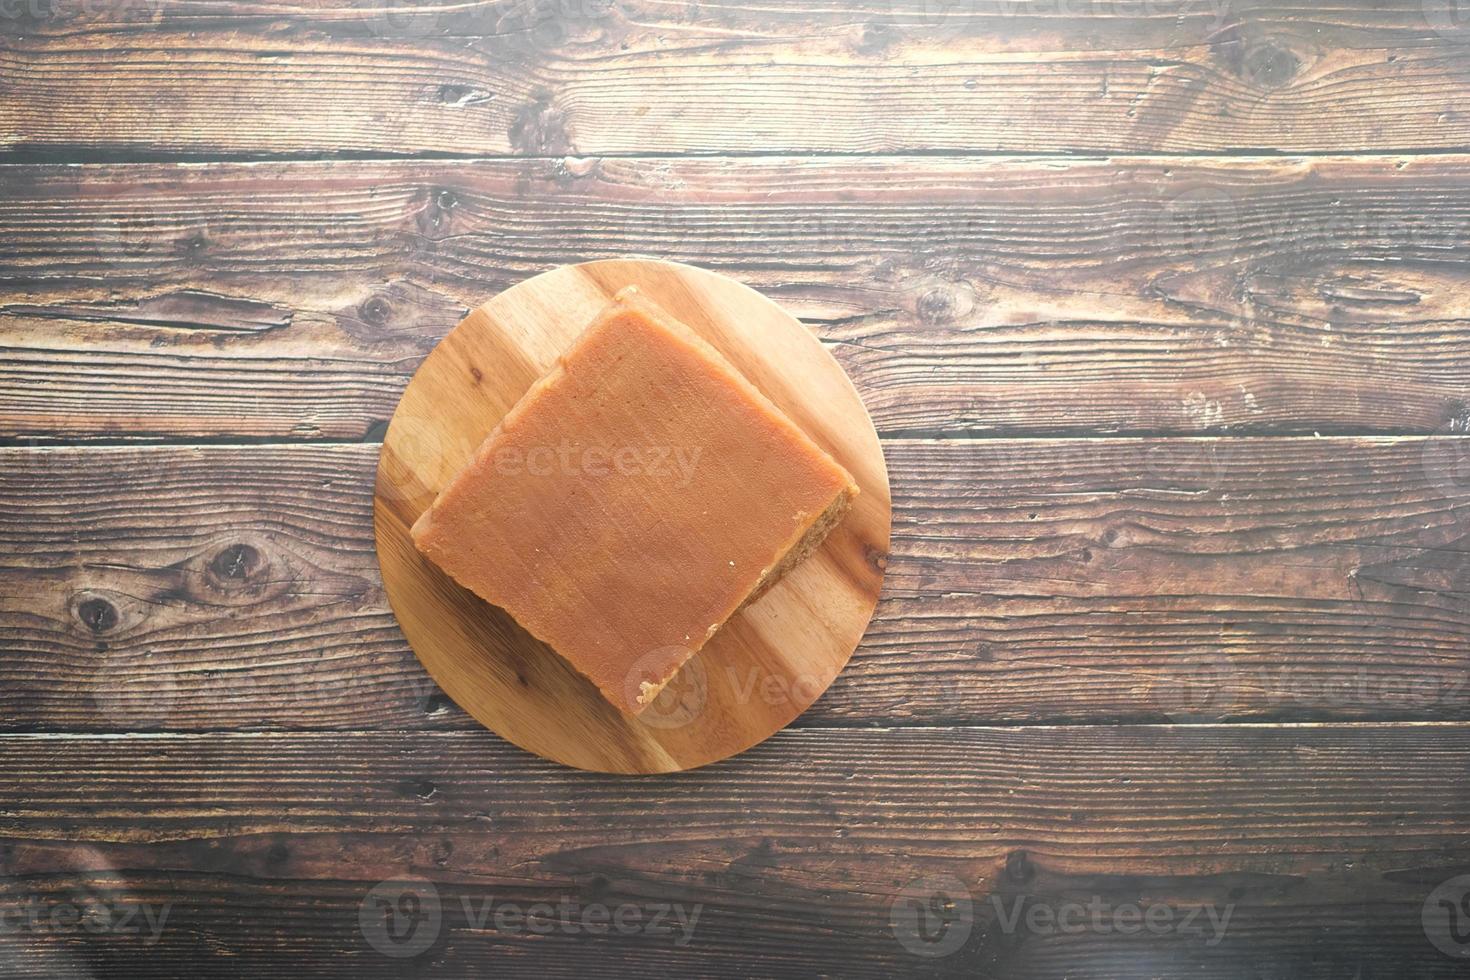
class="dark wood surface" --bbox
[2,0,1469,976]
[1,726,1467,978]
[5,439,1470,732]
[5,0,1470,156]
[6,156,1470,439]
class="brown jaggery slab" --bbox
[411,286,858,715]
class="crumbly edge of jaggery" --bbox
[629,482,856,712]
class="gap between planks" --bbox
[5,148,1470,168]
[3,433,1468,450]
[3,721,1469,741]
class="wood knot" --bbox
[1239,40,1301,89]
[423,692,454,715]
[966,641,994,662]
[1212,27,1301,91]
[509,90,570,154]
[863,544,890,574]
[437,84,492,107]
[917,286,957,324]
[209,543,263,586]
[360,296,394,326]
[857,20,898,55]
[1005,849,1035,884]
[399,778,438,800]
[418,191,454,234]
[1446,401,1470,433]
[435,189,458,210]
[178,231,209,258]
[549,156,602,186]
[76,596,119,634]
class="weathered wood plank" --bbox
[0,725,1466,977]
[3,155,1469,439]
[2,0,1470,156]
[4,439,1467,731]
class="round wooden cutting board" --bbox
[374,260,890,773]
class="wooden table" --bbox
[3,1,1469,976]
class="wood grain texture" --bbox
[6,437,1468,732]
[4,0,1467,972]
[374,259,890,772]
[3,0,1470,157]
[3,155,1470,440]
[0,725,1466,977]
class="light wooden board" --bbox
[373,260,890,773]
